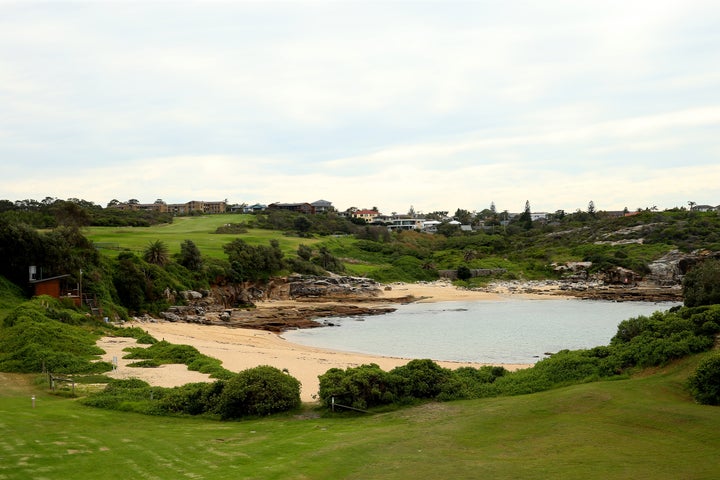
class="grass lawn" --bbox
[84,214,319,260]
[2,353,719,479]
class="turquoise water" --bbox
[282,299,679,364]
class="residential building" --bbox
[352,209,380,222]
[387,215,427,231]
[268,202,316,215]
[311,199,334,214]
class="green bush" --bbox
[157,381,226,416]
[390,359,452,400]
[438,366,507,400]
[215,366,301,419]
[688,354,720,405]
[318,363,398,410]
[683,258,720,307]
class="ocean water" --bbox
[281,299,680,364]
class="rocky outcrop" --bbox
[154,275,400,332]
[647,249,720,286]
[288,275,383,300]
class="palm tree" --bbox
[144,240,169,266]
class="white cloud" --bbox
[1,1,719,213]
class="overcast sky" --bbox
[1,1,719,215]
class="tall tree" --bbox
[588,200,596,216]
[178,239,203,271]
[144,240,170,266]
[518,200,533,230]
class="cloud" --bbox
[1,1,719,214]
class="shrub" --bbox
[688,354,720,405]
[215,366,301,419]
[390,359,451,400]
[157,381,226,416]
[457,265,472,281]
[318,363,398,410]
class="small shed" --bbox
[30,274,81,306]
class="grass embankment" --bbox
[1,354,718,480]
[84,214,319,260]
[0,276,24,319]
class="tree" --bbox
[297,244,313,261]
[223,239,284,281]
[517,200,533,230]
[454,208,473,225]
[144,240,170,266]
[178,240,203,271]
[683,258,720,307]
[50,200,91,228]
[588,200,596,216]
[293,215,312,234]
[314,246,345,273]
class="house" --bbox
[239,203,266,213]
[311,200,334,214]
[110,199,227,215]
[530,212,550,222]
[422,220,441,232]
[387,215,427,231]
[693,204,720,212]
[267,202,316,215]
[352,209,380,222]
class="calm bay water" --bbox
[282,299,679,364]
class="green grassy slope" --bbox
[1,353,718,480]
[84,214,319,259]
[0,276,25,319]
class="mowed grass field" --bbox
[84,214,320,259]
[2,353,719,480]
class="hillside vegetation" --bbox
[1,353,719,479]
[1,202,720,477]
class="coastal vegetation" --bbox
[1,197,720,476]
[2,354,719,479]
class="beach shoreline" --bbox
[100,281,538,402]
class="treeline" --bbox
[0,197,174,228]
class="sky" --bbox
[1,1,719,215]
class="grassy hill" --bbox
[1,352,718,479]
[79,209,720,284]
[84,213,320,259]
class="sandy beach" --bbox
[99,282,536,402]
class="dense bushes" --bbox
[688,354,720,405]
[83,366,301,419]
[318,306,720,410]
[0,297,112,374]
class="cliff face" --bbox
[646,249,720,286]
